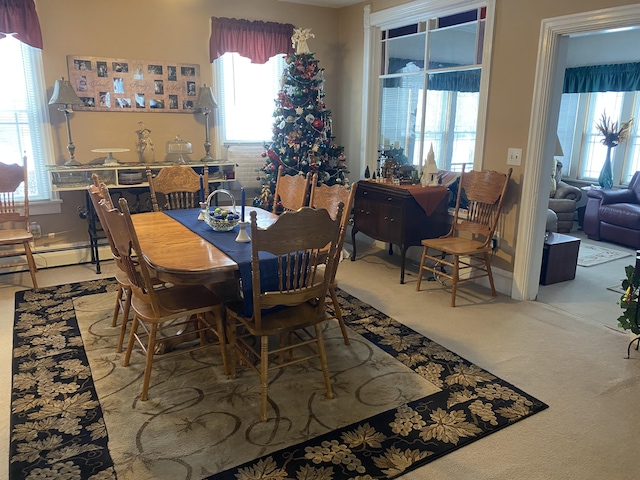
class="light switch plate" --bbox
[507,148,522,166]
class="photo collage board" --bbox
[66,55,201,113]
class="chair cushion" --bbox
[548,198,575,214]
[599,203,640,230]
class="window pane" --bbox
[451,91,479,171]
[429,21,478,69]
[556,93,579,176]
[580,92,623,180]
[218,53,285,143]
[0,36,52,201]
[379,75,423,165]
[385,32,426,74]
[420,89,448,167]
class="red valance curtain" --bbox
[0,0,42,49]
[209,17,294,64]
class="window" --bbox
[0,35,53,201]
[372,3,490,172]
[557,90,639,185]
[216,52,286,143]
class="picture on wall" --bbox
[66,55,201,113]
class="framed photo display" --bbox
[66,55,201,113]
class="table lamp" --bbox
[49,77,84,166]
[194,84,217,162]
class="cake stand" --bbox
[92,148,130,166]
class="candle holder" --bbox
[235,221,251,243]
[198,201,207,220]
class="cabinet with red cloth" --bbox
[351,180,450,283]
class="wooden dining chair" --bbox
[100,196,229,401]
[272,165,311,214]
[146,164,207,211]
[87,174,133,352]
[309,176,356,345]
[225,205,344,422]
[416,167,512,307]
[0,157,38,289]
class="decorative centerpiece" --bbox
[595,113,633,189]
[203,189,240,231]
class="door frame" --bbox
[512,4,640,301]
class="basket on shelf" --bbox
[203,189,239,232]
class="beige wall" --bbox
[34,0,640,275]
[337,0,640,273]
[34,0,341,246]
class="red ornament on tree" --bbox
[312,119,324,130]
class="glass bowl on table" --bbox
[203,189,240,232]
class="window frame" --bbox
[214,52,287,145]
[362,0,495,175]
[0,35,56,209]
[557,89,639,186]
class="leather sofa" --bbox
[548,160,582,233]
[584,171,640,248]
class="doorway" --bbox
[512,4,640,302]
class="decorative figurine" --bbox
[137,122,155,163]
[292,27,314,54]
[421,143,439,186]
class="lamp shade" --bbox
[195,84,217,111]
[49,77,83,106]
[555,136,564,157]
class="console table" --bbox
[350,180,450,283]
[48,161,236,273]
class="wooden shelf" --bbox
[47,161,236,191]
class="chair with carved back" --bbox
[87,174,134,352]
[272,165,311,214]
[416,166,512,306]
[309,175,356,345]
[225,205,344,422]
[0,156,38,289]
[146,164,208,211]
[99,196,229,401]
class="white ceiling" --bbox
[278,0,362,8]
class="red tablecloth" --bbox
[364,181,448,216]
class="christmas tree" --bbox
[255,28,348,211]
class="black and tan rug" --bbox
[10,280,548,479]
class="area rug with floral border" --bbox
[10,279,548,480]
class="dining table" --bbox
[131,206,278,287]
[132,205,287,322]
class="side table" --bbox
[540,232,581,285]
[577,185,600,229]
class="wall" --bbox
[33,0,341,250]
[33,0,640,281]
[337,0,640,277]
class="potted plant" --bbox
[618,264,640,356]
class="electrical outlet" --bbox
[492,232,500,250]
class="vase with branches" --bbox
[595,112,633,189]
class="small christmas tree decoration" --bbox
[256,28,349,211]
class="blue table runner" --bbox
[163,209,277,316]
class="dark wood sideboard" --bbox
[350,180,450,283]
